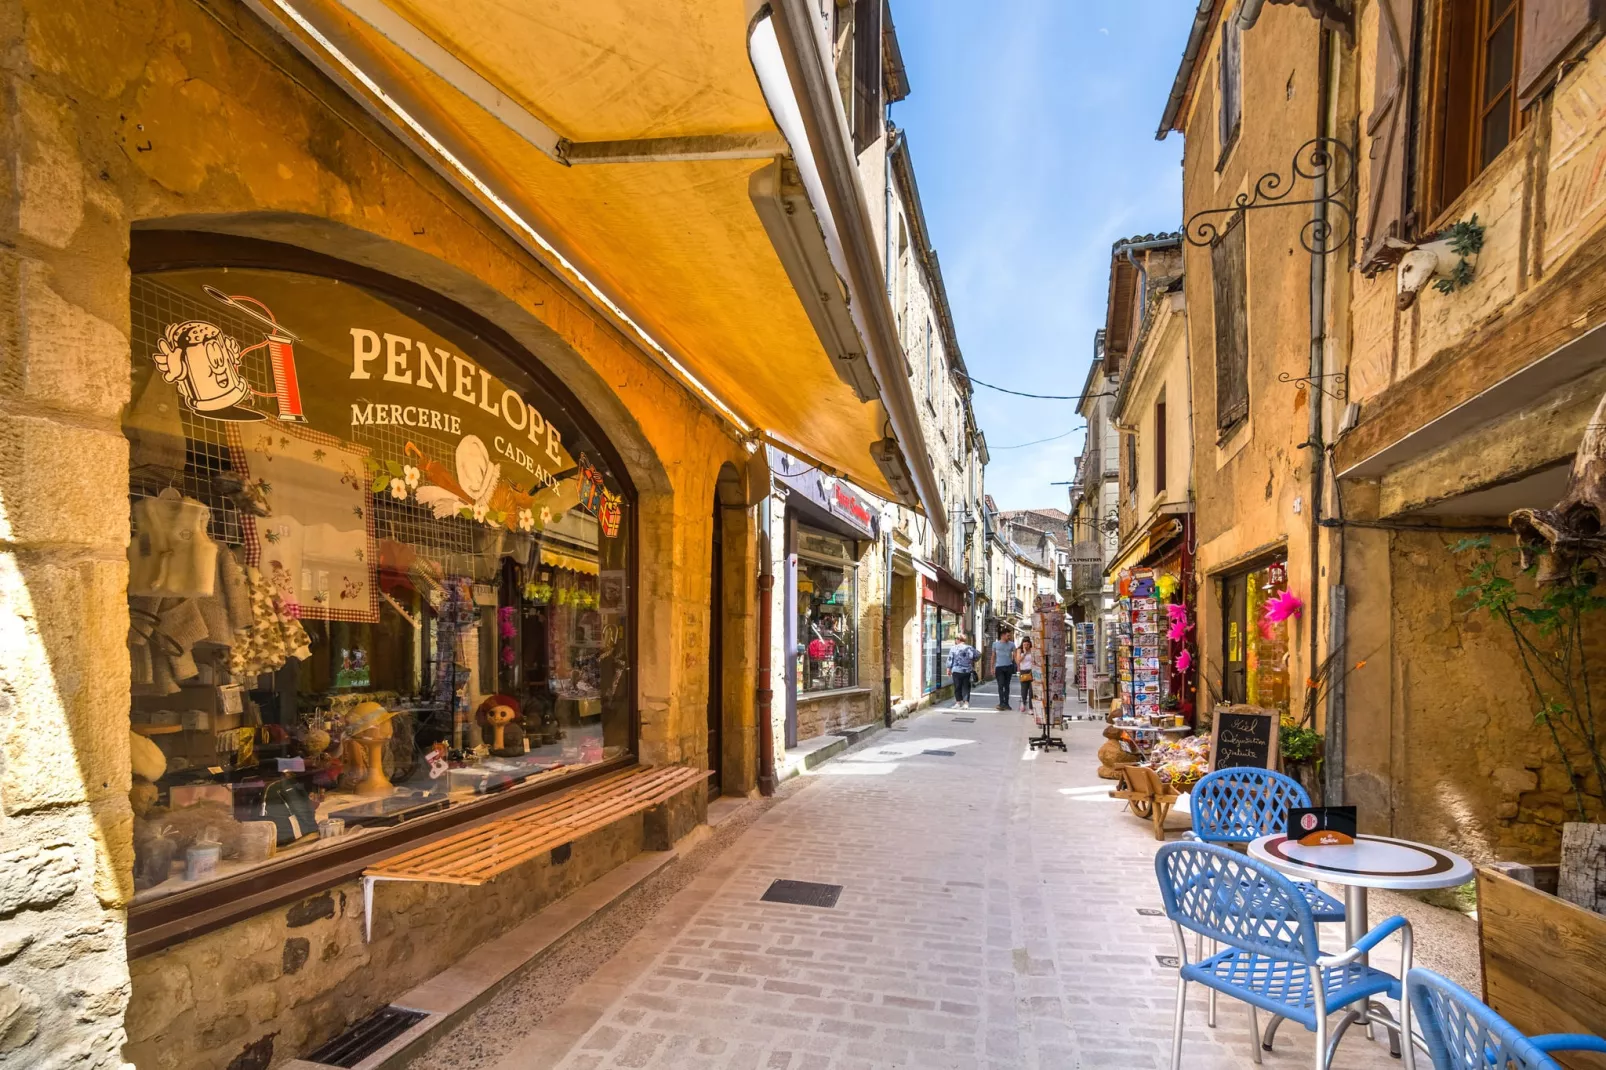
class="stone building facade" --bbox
[0,0,944,1065]
[1138,0,1606,865]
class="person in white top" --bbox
[1016,638,1037,711]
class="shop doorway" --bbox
[707,494,724,798]
[1219,556,1291,712]
[1223,572,1248,703]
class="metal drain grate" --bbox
[1136,907,1164,916]
[951,717,976,723]
[1155,955,1180,968]
[306,1006,428,1067]
[923,749,957,757]
[761,879,843,908]
[889,725,908,732]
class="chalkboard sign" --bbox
[1209,705,1278,771]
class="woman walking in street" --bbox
[947,633,979,709]
[1017,638,1037,712]
[993,629,1016,710]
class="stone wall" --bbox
[0,0,138,1064]
[125,814,648,1070]
[0,0,757,1063]
[1387,532,1590,864]
[795,689,875,744]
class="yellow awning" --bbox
[1106,532,1152,578]
[251,0,919,503]
[541,547,600,576]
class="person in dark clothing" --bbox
[992,630,1016,710]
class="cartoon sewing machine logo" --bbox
[152,285,307,423]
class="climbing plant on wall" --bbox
[1455,536,1606,823]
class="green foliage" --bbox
[1280,722,1322,763]
[1443,214,1485,257]
[1454,538,1606,822]
[1431,215,1484,294]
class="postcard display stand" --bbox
[1029,594,1068,751]
[1115,569,1173,757]
[1075,622,1095,693]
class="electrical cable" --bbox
[990,428,1081,450]
[962,374,1118,402]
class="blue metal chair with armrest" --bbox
[1155,841,1413,1070]
[1408,968,1606,1069]
[1187,767,1346,1027]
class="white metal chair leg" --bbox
[1170,975,1187,1070]
[1311,964,1331,1070]
[1203,934,1218,1027]
[1262,1012,1287,1051]
[1248,1003,1262,1065]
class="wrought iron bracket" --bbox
[1184,138,1355,255]
[1278,370,1349,401]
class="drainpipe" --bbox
[757,493,777,796]
[1306,27,1337,802]
[1113,235,1182,327]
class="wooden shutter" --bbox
[1519,0,1601,106]
[1361,0,1418,271]
[1212,218,1249,434]
[852,0,883,154]
[1218,21,1243,154]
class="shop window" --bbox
[125,262,632,909]
[922,603,942,692]
[1427,0,1525,218]
[1211,214,1249,436]
[796,528,858,692]
[1220,558,1290,716]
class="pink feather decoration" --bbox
[1263,590,1303,624]
[1168,619,1187,642]
[1175,648,1193,673]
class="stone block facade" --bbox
[795,689,875,744]
[0,0,762,1064]
[124,815,647,1070]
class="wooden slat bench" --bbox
[360,764,709,939]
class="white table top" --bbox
[1247,833,1474,891]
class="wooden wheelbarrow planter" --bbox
[1110,765,1184,840]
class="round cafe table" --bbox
[1247,833,1473,944]
[1247,833,1473,1057]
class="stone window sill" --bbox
[797,686,871,704]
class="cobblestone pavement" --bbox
[481,692,1472,1069]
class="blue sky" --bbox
[889,2,1190,512]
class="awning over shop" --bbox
[248,0,941,522]
[922,569,965,615]
[540,547,600,576]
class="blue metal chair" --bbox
[1408,968,1606,1069]
[1155,841,1413,1070]
[1188,767,1346,1029]
[1188,767,1347,923]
